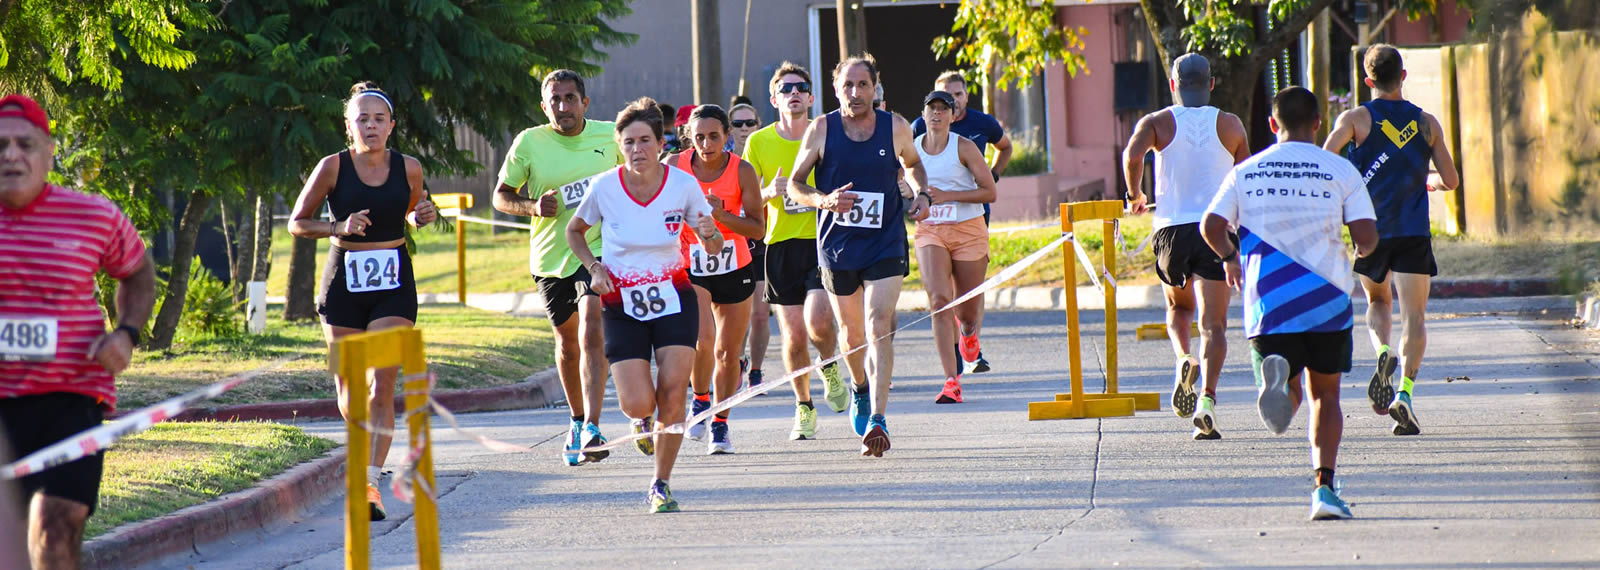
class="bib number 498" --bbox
[621,282,682,321]
[345,249,401,293]
[0,317,57,361]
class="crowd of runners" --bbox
[0,42,1463,566]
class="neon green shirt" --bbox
[497,120,621,278]
[743,124,817,243]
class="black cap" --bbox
[922,90,956,109]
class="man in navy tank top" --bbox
[788,54,931,458]
[1323,44,1460,437]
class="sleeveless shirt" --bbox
[1153,105,1235,230]
[815,109,903,270]
[676,151,753,269]
[915,132,984,224]
[327,150,410,242]
[1350,99,1432,238]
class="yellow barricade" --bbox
[1028,201,1160,420]
[333,327,440,570]
[432,193,474,304]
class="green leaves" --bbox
[0,0,211,92]
[933,0,1089,92]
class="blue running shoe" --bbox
[850,384,871,436]
[1389,391,1421,436]
[580,422,609,463]
[562,420,581,466]
[686,397,711,441]
[1310,485,1353,520]
[861,414,891,457]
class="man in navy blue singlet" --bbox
[1323,44,1460,437]
[788,54,931,458]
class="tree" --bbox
[50,0,637,347]
[0,0,206,97]
[932,0,1092,91]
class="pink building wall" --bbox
[1048,4,1128,200]
[1385,0,1473,45]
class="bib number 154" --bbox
[834,192,884,229]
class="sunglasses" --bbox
[778,81,811,94]
[731,119,758,128]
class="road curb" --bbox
[83,448,348,570]
[151,367,564,423]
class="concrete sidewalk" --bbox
[160,297,1600,568]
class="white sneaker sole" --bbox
[1257,355,1294,435]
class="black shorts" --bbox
[318,245,418,329]
[1250,328,1353,377]
[748,237,767,261]
[534,263,598,327]
[1153,223,1236,288]
[689,264,756,305]
[602,284,701,362]
[821,256,908,296]
[1,393,105,515]
[1352,236,1437,282]
[764,239,824,306]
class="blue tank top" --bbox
[1350,99,1431,238]
[815,110,904,270]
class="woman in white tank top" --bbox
[912,91,996,404]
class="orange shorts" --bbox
[914,217,990,261]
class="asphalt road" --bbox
[156,296,1600,568]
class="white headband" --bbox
[353,90,393,114]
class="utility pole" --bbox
[692,0,722,105]
[836,0,868,58]
[1308,8,1331,141]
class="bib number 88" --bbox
[629,286,668,318]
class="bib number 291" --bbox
[621,282,681,321]
[834,192,884,229]
[345,249,401,293]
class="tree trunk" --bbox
[251,190,273,282]
[691,0,722,105]
[283,235,319,321]
[148,189,213,350]
[836,0,868,57]
[234,188,258,301]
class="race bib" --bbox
[0,317,58,362]
[833,192,884,229]
[926,203,958,223]
[782,195,815,215]
[344,249,402,293]
[620,281,682,321]
[560,178,592,208]
[688,242,739,277]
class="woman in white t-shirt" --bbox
[567,97,722,514]
[911,91,996,405]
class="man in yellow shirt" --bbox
[744,63,845,441]
[493,70,623,466]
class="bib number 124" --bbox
[345,249,401,293]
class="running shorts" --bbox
[318,245,418,329]
[689,263,756,305]
[821,255,907,297]
[1153,222,1236,288]
[534,262,598,327]
[602,283,700,362]
[1352,236,1437,282]
[915,217,990,262]
[1,393,105,515]
[764,239,824,306]
[1249,328,1353,377]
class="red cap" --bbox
[0,94,50,136]
[674,104,697,128]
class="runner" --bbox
[0,94,157,568]
[567,97,722,513]
[727,102,771,394]
[668,105,765,455]
[911,71,1013,375]
[1323,44,1460,436]
[491,70,621,465]
[1122,53,1251,439]
[912,90,996,405]
[789,54,931,457]
[1201,86,1378,520]
[288,82,438,521]
[745,62,846,440]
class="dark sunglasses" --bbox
[731,119,759,128]
[778,81,811,94]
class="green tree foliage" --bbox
[0,0,208,97]
[931,0,1090,91]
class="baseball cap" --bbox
[674,104,697,128]
[1171,53,1212,107]
[922,90,956,109]
[0,94,50,136]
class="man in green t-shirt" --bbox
[493,70,622,466]
[744,62,845,442]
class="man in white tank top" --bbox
[1122,53,1251,440]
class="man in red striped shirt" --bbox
[0,94,155,569]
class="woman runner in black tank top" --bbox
[286,82,437,522]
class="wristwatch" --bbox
[1219,250,1239,263]
[115,324,142,345]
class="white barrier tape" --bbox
[1067,234,1119,293]
[0,354,300,480]
[454,213,533,231]
[389,433,436,504]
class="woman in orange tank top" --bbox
[666,105,765,454]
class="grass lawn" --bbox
[90,421,338,538]
[908,218,1159,290]
[115,304,554,410]
[267,221,533,297]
